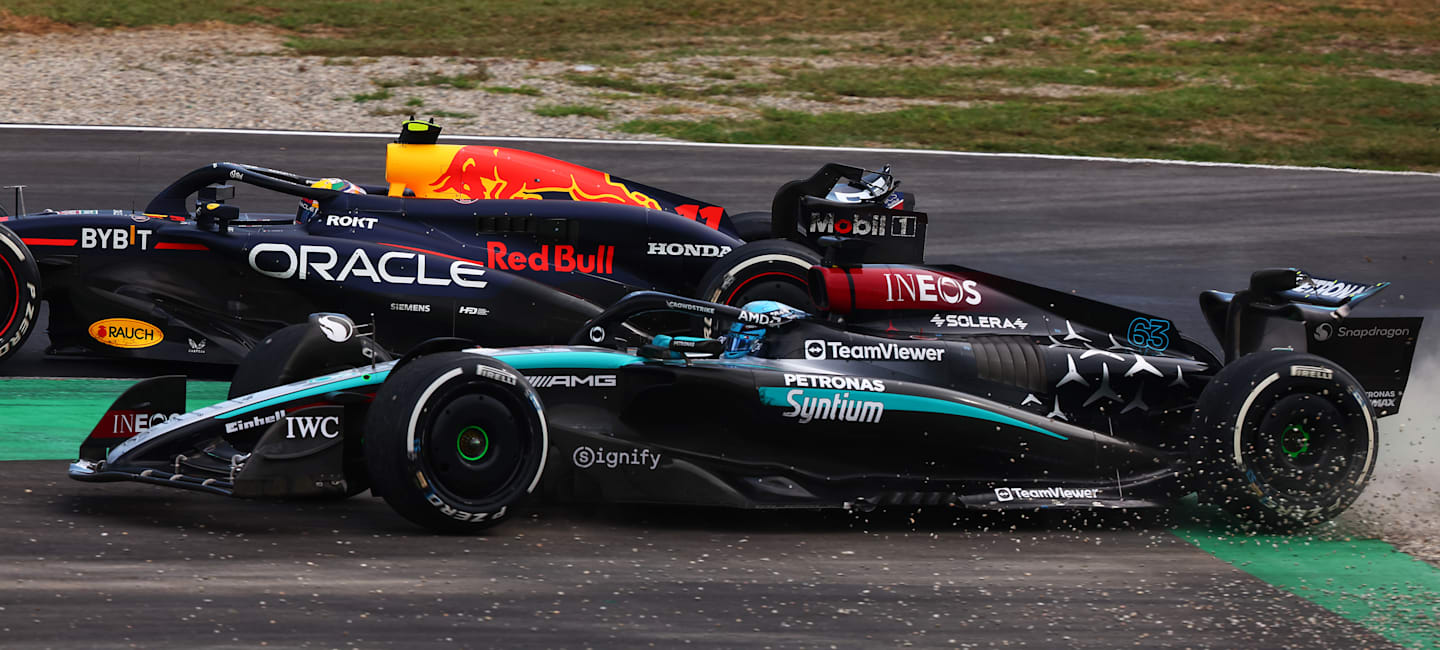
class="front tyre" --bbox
[1188,351,1377,531]
[364,352,547,533]
[0,224,41,366]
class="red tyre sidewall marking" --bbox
[723,271,805,304]
[0,253,18,335]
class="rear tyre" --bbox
[1188,351,1377,531]
[696,239,820,321]
[0,224,41,367]
[363,352,547,533]
[729,211,773,242]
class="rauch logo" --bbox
[90,318,164,349]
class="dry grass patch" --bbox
[1185,119,1316,144]
[997,83,1149,98]
[1362,68,1440,86]
[0,9,75,33]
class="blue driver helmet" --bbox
[723,300,808,358]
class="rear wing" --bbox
[1305,316,1423,417]
[770,163,927,265]
[1199,268,1422,417]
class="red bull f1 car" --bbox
[67,248,1421,533]
[0,120,922,369]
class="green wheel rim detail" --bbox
[1281,423,1311,459]
[457,425,490,461]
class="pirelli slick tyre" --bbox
[696,240,820,330]
[1188,351,1377,531]
[0,224,41,367]
[729,211,773,242]
[364,352,547,533]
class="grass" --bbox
[621,71,1440,169]
[534,104,610,119]
[7,1,1440,62]
[484,85,542,96]
[649,104,697,115]
[5,0,1440,169]
[351,88,392,102]
[370,106,475,119]
[565,72,769,100]
[373,64,490,90]
[565,73,683,96]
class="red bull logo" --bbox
[485,242,614,274]
[431,146,661,209]
[386,142,662,209]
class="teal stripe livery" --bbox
[756,387,1067,441]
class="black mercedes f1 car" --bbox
[0,120,922,368]
[67,251,1421,533]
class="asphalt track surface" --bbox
[1,128,1437,648]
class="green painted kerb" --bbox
[0,378,230,461]
[1175,515,1440,649]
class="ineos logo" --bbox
[884,271,982,306]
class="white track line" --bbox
[2,122,1437,177]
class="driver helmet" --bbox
[723,299,807,358]
[297,178,366,222]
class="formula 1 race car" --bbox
[0,120,924,369]
[67,255,1421,533]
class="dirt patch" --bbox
[1363,67,1440,86]
[1307,36,1440,57]
[998,82,1147,98]
[1135,0,1440,25]
[1337,349,1440,568]
[0,9,77,34]
[1185,118,1316,143]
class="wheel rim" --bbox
[456,425,490,461]
[420,386,534,506]
[1242,389,1366,508]
[1280,423,1311,459]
